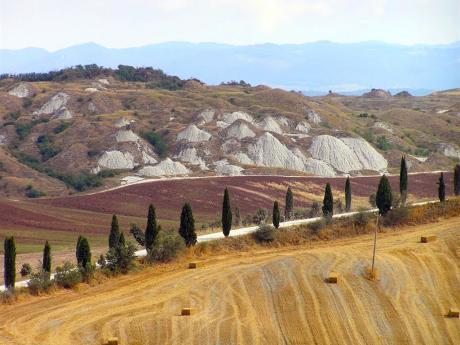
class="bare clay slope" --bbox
[0,218,459,345]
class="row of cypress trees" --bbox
[3,162,460,289]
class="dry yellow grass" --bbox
[0,217,459,345]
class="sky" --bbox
[1,0,459,51]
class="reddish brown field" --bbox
[0,172,453,255]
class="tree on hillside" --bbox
[438,172,446,202]
[322,183,333,217]
[42,241,51,273]
[222,188,232,237]
[285,187,294,220]
[76,236,91,268]
[119,232,126,247]
[399,156,408,206]
[4,236,16,289]
[345,177,351,212]
[76,235,82,263]
[454,164,460,196]
[179,203,197,246]
[145,204,158,251]
[376,175,393,216]
[272,201,280,229]
[109,215,120,249]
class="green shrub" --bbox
[105,242,137,274]
[25,185,46,198]
[307,218,327,233]
[382,207,409,227]
[129,223,145,246]
[55,262,82,288]
[27,269,54,295]
[353,209,371,227]
[376,136,391,151]
[36,134,60,160]
[147,231,185,263]
[53,122,72,134]
[20,263,32,277]
[253,224,276,243]
[141,131,167,157]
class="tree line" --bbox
[3,161,460,290]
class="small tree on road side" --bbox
[42,241,51,273]
[109,214,120,249]
[222,188,232,237]
[322,183,333,217]
[376,175,392,216]
[272,201,280,229]
[285,187,294,220]
[345,177,351,212]
[145,204,158,251]
[438,172,446,202]
[454,164,460,196]
[76,236,91,268]
[179,203,197,246]
[4,236,16,289]
[399,156,408,206]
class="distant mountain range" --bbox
[1,41,459,94]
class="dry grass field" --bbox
[0,216,458,345]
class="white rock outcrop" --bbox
[197,109,215,125]
[98,150,136,170]
[214,160,244,176]
[223,121,255,140]
[52,107,73,120]
[116,129,140,143]
[98,78,110,85]
[177,124,211,143]
[8,83,33,98]
[33,92,70,116]
[115,117,130,128]
[247,132,305,171]
[85,88,99,93]
[256,116,283,134]
[233,152,254,165]
[295,121,311,133]
[138,158,191,177]
[307,109,322,124]
[142,151,157,164]
[120,175,144,185]
[221,111,253,125]
[439,143,460,159]
[177,148,207,170]
[340,137,388,171]
[309,135,362,173]
[304,158,336,177]
[216,121,230,129]
[276,116,290,127]
[372,122,393,133]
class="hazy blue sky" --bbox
[1,0,459,50]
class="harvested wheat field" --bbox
[1,217,459,345]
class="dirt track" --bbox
[0,217,459,345]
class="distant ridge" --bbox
[1,41,459,92]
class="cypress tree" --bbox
[322,183,333,217]
[376,175,393,216]
[145,204,158,251]
[76,236,91,268]
[76,235,82,263]
[109,214,120,249]
[179,203,197,246]
[285,187,293,220]
[42,240,51,273]
[119,232,126,247]
[273,201,280,229]
[454,164,460,196]
[399,156,408,205]
[4,236,16,289]
[438,172,446,202]
[345,177,351,212]
[222,188,232,237]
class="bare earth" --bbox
[0,217,459,345]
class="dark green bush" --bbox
[53,122,72,134]
[382,207,410,227]
[25,185,46,198]
[253,224,276,243]
[20,263,32,277]
[307,218,327,234]
[147,231,185,263]
[55,262,82,288]
[27,269,53,295]
[141,131,167,157]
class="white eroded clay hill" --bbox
[0,72,459,196]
